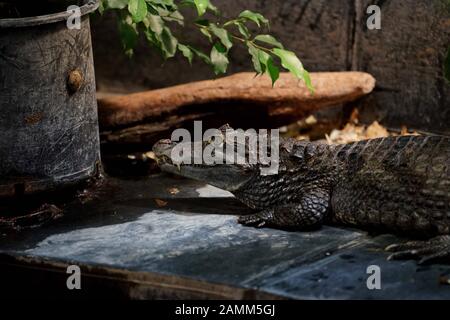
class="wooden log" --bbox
[98,72,375,150]
[98,72,375,128]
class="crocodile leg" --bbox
[385,236,450,265]
[238,191,330,230]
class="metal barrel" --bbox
[0,0,101,197]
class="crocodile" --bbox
[153,126,450,264]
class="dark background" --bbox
[90,0,450,134]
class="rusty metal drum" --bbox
[0,0,100,197]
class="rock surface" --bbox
[1,175,450,299]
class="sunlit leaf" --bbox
[254,35,283,49]
[194,0,210,16]
[162,10,184,25]
[178,44,194,65]
[234,21,250,39]
[199,28,213,42]
[238,10,268,27]
[147,14,164,34]
[160,27,178,58]
[302,70,313,93]
[247,43,263,74]
[128,0,147,23]
[273,48,313,92]
[209,24,233,51]
[98,0,105,14]
[211,42,229,74]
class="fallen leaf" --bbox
[167,187,180,195]
[155,199,168,207]
[349,108,359,124]
[145,151,157,161]
[366,121,389,139]
[305,115,318,126]
[401,125,408,136]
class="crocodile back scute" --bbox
[330,135,450,236]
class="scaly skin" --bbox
[154,134,450,264]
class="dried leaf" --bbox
[349,108,359,124]
[145,151,157,160]
[366,121,389,139]
[401,125,408,136]
[167,187,180,195]
[155,199,168,207]
[304,115,317,126]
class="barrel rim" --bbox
[0,0,99,28]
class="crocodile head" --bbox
[152,144,255,192]
[152,125,281,192]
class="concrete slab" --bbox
[1,174,449,299]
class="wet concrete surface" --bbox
[1,174,450,299]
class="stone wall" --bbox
[91,0,450,134]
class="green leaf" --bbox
[194,0,210,16]
[104,0,128,9]
[98,0,105,14]
[302,70,313,93]
[146,14,164,35]
[149,2,183,23]
[144,18,178,60]
[273,48,313,92]
[238,10,269,27]
[195,19,211,41]
[234,21,250,39]
[178,44,194,65]
[144,28,158,46]
[211,42,229,75]
[118,19,139,57]
[209,24,233,51]
[254,35,284,49]
[258,51,279,86]
[199,28,213,42]
[128,0,147,23]
[247,43,263,74]
[160,27,178,58]
[266,58,280,86]
[189,46,211,64]
[445,47,450,83]
[162,10,184,25]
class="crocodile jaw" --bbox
[153,139,254,192]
